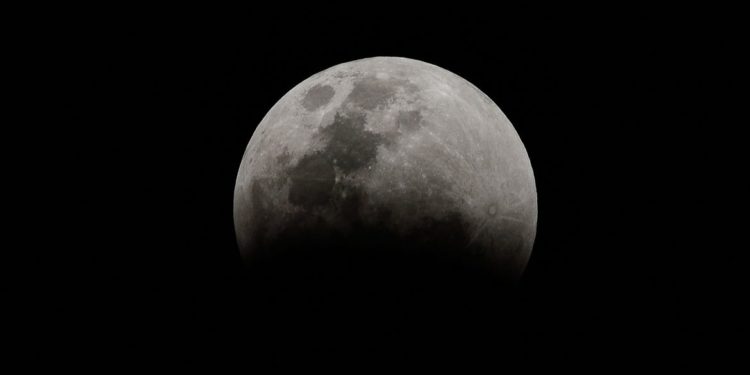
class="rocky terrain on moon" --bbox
[234,57,536,288]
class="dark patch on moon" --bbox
[396,110,422,132]
[337,185,366,223]
[319,111,384,173]
[286,110,385,209]
[276,148,291,166]
[302,84,335,111]
[346,76,399,110]
[288,153,336,208]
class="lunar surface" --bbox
[234,57,537,284]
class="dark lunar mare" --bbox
[301,84,335,111]
[285,111,384,210]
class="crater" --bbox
[302,84,335,111]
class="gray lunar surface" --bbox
[234,57,537,282]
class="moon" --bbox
[234,57,537,284]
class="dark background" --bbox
[35,7,742,369]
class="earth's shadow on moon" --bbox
[232,57,535,360]
[236,235,528,362]
[239,179,526,356]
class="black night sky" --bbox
[35,6,741,370]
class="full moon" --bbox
[234,57,537,284]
